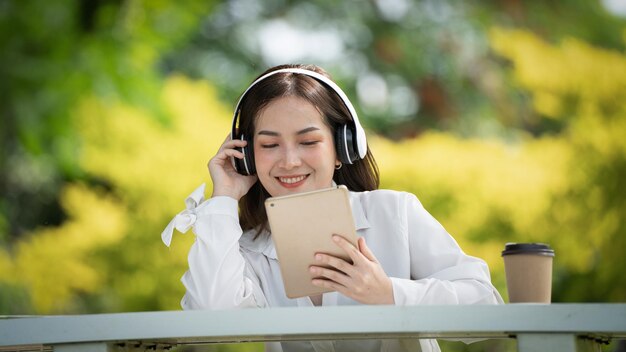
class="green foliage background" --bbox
[1,0,625,350]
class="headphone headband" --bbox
[231,68,367,160]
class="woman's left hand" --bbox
[310,236,394,305]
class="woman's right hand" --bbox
[208,134,258,200]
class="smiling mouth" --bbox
[277,175,308,184]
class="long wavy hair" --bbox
[236,64,380,236]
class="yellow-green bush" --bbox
[490,27,626,301]
[0,183,127,313]
[373,132,571,274]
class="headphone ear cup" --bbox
[234,135,256,175]
[233,145,246,175]
[335,124,357,164]
[244,136,256,175]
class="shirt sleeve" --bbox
[178,196,267,310]
[391,192,504,306]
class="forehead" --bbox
[255,96,329,131]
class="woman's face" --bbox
[254,95,338,197]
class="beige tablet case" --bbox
[265,186,358,299]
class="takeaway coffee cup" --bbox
[502,243,555,303]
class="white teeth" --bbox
[278,175,306,184]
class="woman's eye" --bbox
[301,141,319,146]
[261,144,278,149]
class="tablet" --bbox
[265,185,358,298]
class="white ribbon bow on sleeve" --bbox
[161,183,206,247]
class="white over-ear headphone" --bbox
[231,68,367,176]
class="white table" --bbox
[1,304,625,351]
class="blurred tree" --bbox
[0,0,83,243]
[162,0,626,139]
[0,0,214,243]
[0,0,215,314]
[491,28,626,302]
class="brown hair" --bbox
[237,64,380,235]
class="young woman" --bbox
[162,64,503,352]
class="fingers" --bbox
[311,235,393,305]
[331,235,364,265]
[218,137,248,153]
[312,252,357,277]
[309,236,373,281]
[209,138,248,167]
[220,148,245,160]
[309,265,350,287]
[357,237,378,263]
[310,278,354,299]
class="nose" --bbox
[279,145,302,170]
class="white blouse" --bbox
[162,184,504,352]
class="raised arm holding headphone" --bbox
[162,64,503,352]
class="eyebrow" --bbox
[257,126,321,136]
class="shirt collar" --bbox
[334,181,371,231]
[348,190,371,231]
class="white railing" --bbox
[1,304,625,351]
